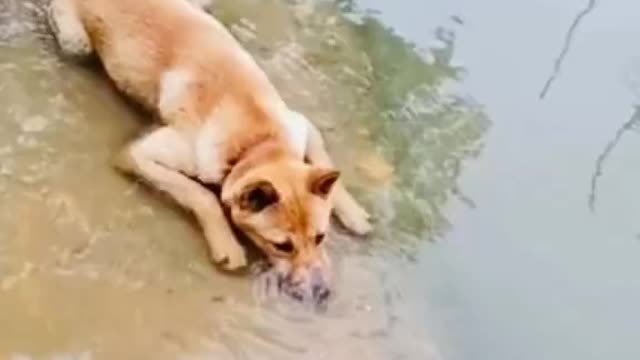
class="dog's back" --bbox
[75,0,284,124]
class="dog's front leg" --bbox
[116,126,247,270]
[294,112,373,235]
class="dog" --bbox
[47,0,372,304]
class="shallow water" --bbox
[2,0,638,359]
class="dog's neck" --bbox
[222,136,296,189]
[218,97,303,195]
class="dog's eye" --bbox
[273,241,294,253]
[315,233,326,245]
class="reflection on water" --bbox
[0,0,488,359]
[538,0,597,99]
[588,106,640,211]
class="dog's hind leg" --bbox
[47,0,93,58]
[293,111,373,236]
[116,126,247,270]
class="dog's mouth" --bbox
[280,275,331,306]
[241,231,332,310]
[252,261,331,311]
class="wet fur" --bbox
[47,0,371,290]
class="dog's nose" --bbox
[280,266,331,306]
[310,268,331,302]
[312,284,330,304]
[309,267,331,304]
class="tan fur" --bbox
[48,0,371,299]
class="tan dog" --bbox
[47,0,372,303]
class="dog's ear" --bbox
[309,168,340,198]
[238,180,280,212]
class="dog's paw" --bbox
[210,237,248,271]
[336,202,373,236]
[47,1,93,58]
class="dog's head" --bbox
[222,157,339,305]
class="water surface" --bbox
[359,0,640,359]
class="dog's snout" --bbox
[279,266,330,305]
[310,267,330,301]
[312,283,330,303]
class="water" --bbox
[1,0,638,359]
[357,0,640,359]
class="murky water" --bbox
[3,0,637,359]
[356,0,640,359]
